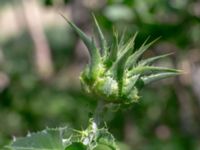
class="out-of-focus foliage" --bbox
[1,0,200,150]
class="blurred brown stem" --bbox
[22,0,54,80]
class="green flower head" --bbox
[62,15,180,104]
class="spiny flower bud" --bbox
[63,15,181,104]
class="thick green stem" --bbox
[94,100,105,126]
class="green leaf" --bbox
[96,128,119,150]
[111,33,137,76]
[92,14,107,56]
[93,144,113,150]
[61,15,93,54]
[8,127,67,150]
[138,53,173,66]
[126,37,160,69]
[142,72,181,85]
[123,75,140,96]
[118,32,138,56]
[118,28,127,49]
[129,66,179,77]
[7,119,120,150]
[61,14,100,80]
[65,143,87,150]
[105,29,119,67]
[111,35,136,95]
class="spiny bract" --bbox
[63,15,180,104]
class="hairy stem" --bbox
[94,100,105,126]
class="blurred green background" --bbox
[1,0,200,149]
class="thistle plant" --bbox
[63,15,180,104]
[6,15,180,150]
